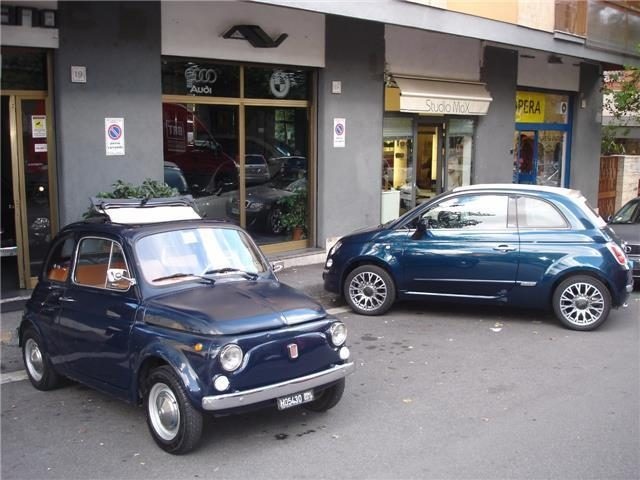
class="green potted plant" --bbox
[84,179,179,218]
[277,188,308,240]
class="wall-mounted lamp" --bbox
[222,25,288,48]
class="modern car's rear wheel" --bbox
[344,265,395,315]
[303,379,345,412]
[22,328,60,391]
[552,275,611,331]
[145,366,203,454]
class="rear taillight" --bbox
[606,242,628,267]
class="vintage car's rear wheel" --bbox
[303,379,345,412]
[552,275,611,331]
[22,328,60,390]
[344,265,395,315]
[145,366,203,454]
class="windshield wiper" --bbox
[203,267,258,280]
[152,272,215,284]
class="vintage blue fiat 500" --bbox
[20,198,354,454]
[324,184,633,331]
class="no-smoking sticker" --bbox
[333,118,346,148]
[105,118,125,156]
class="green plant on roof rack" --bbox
[84,179,179,219]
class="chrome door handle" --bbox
[59,296,76,303]
[493,245,517,252]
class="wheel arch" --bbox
[548,267,615,306]
[341,257,398,299]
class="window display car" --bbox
[324,184,633,331]
[20,197,354,454]
[608,196,640,283]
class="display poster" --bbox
[333,118,346,148]
[31,116,47,138]
[105,118,125,156]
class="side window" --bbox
[517,196,568,229]
[45,236,76,283]
[74,237,130,290]
[420,194,509,230]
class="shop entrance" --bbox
[513,129,567,186]
[1,94,55,291]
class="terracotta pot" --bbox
[292,226,304,240]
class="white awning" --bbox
[394,76,493,116]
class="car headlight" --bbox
[246,201,265,211]
[219,344,243,371]
[329,322,347,347]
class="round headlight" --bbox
[219,344,243,372]
[329,322,347,346]
[213,375,230,392]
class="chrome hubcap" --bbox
[25,338,44,382]
[148,383,180,441]
[349,271,387,311]
[559,282,605,326]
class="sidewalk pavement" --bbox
[0,262,340,375]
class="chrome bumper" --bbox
[202,362,356,411]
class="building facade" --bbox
[2,0,639,292]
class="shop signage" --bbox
[516,92,546,123]
[184,65,217,95]
[400,96,490,115]
[31,115,46,138]
[105,118,125,156]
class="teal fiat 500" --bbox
[324,184,633,331]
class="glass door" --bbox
[1,94,56,289]
[513,129,566,187]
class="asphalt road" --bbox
[1,280,638,479]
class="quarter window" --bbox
[45,236,76,283]
[74,238,130,290]
[517,196,568,228]
[421,194,509,230]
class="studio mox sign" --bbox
[400,96,490,116]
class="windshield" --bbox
[135,227,268,285]
[610,199,639,224]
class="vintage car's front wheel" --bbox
[22,327,61,391]
[303,379,345,412]
[145,366,203,454]
[552,275,611,331]
[344,265,395,315]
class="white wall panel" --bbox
[518,53,581,91]
[162,1,324,67]
[1,2,58,48]
[385,25,482,81]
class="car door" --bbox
[29,234,76,371]
[56,235,138,391]
[400,193,520,298]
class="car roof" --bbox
[452,183,581,198]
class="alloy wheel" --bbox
[349,271,388,312]
[558,282,605,326]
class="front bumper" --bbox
[201,361,355,411]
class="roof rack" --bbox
[89,196,201,224]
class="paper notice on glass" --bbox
[105,118,125,156]
[31,116,47,138]
[34,144,48,153]
[333,118,345,148]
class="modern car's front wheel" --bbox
[145,366,203,454]
[552,275,611,331]
[22,327,61,391]
[344,265,395,315]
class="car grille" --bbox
[625,244,640,255]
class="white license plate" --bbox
[277,390,314,410]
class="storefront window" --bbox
[162,103,240,224]
[1,48,47,91]
[244,67,311,100]
[161,57,240,97]
[243,106,309,244]
[445,119,473,190]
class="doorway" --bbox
[513,129,566,186]
[1,94,56,291]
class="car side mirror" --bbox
[417,217,428,233]
[606,215,613,223]
[107,268,137,286]
[271,261,284,273]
